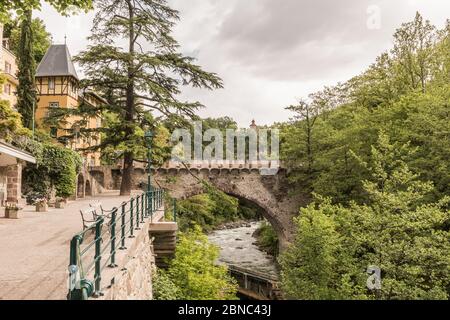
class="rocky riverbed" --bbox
[208,221,279,279]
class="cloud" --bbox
[34,0,450,126]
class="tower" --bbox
[35,44,79,139]
[35,44,103,166]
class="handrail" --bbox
[67,188,171,300]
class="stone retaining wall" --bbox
[100,220,156,300]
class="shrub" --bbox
[166,226,238,300]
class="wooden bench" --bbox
[79,207,101,231]
[79,202,115,231]
[89,201,115,219]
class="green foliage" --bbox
[165,226,238,300]
[201,117,238,131]
[4,15,52,64]
[281,14,450,204]
[280,133,450,300]
[0,76,30,141]
[254,221,279,256]
[100,114,171,166]
[22,142,82,198]
[16,10,37,130]
[45,0,223,194]
[280,203,352,300]
[280,15,450,300]
[205,183,239,222]
[0,100,27,141]
[0,0,93,16]
[176,194,217,231]
[152,270,180,300]
[237,202,261,220]
[176,184,244,232]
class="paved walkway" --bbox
[0,191,138,300]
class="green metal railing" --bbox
[67,189,166,300]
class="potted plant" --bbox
[35,198,48,212]
[55,197,67,209]
[5,203,22,219]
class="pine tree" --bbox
[47,0,223,195]
[16,10,36,130]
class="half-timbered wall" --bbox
[36,76,78,99]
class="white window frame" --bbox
[48,78,55,90]
[4,62,11,74]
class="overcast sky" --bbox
[34,0,449,127]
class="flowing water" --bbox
[208,221,279,279]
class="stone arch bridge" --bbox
[88,162,308,249]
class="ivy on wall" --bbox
[22,141,82,198]
[0,76,30,142]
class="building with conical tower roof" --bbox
[35,44,104,167]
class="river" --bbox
[208,221,279,279]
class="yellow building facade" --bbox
[35,44,103,167]
[0,24,19,108]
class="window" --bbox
[48,78,55,90]
[4,62,11,74]
[71,81,77,94]
[49,102,59,108]
[50,127,58,138]
[96,118,101,128]
[4,84,11,95]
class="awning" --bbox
[0,141,36,164]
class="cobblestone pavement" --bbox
[0,191,138,300]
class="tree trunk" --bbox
[120,151,134,196]
[119,0,136,196]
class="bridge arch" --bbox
[152,167,304,250]
[88,164,307,251]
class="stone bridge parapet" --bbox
[89,162,306,250]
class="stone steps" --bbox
[149,222,177,269]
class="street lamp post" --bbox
[145,131,154,193]
[145,131,154,216]
[31,88,37,139]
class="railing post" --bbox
[69,235,81,267]
[68,235,82,300]
[93,217,104,297]
[144,191,148,217]
[141,193,145,223]
[173,198,177,222]
[109,208,118,268]
[158,189,160,208]
[119,202,127,250]
[150,189,153,217]
[135,195,140,230]
[129,197,135,238]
